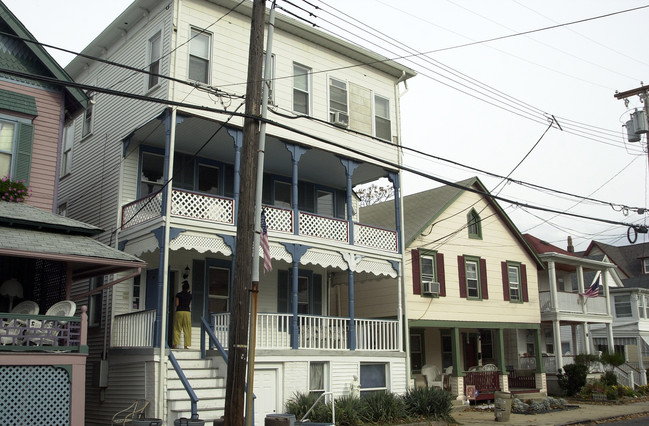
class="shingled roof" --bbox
[585,240,649,289]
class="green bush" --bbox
[558,364,588,396]
[334,395,364,426]
[284,392,330,422]
[600,352,625,368]
[361,391,407,424]
[403,386,453,419]
[601,371,617,387]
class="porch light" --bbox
[183,265,190,279]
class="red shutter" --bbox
[437,252,446,297]
[480,258,488,300]
[412,249,421,295]
[501,262,510,301]
[521,264,529,302]
[458,255,466,298]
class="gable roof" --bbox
[0,2,86,118]
[523,233,577,257]
[0,200,101,235]
[360,176,543,268]
[585,240,649,288]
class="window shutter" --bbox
[14,123,34,184]
[277,270,289,313]
[521,264,529,302]
[480,258,488,300]
[312,273,323,315]
[501,262,510,301]
[436,252,446,297]
[458,255,466,298]
[412,249,421,295]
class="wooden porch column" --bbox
[577,266,586,314]
[548,261,558,310]
[451,327,462,376]
[570,324,579,354]
[287,144,307,236]
[582,323,591,355]
[494,328,506,372]
[291,260,299,349]
[348,269,355,350]
[340,158,359,244]
[552,319,563,373]
[606,322,614,354]
[637,337,646,382]
[534,328,544,374]
[227,128,243,222]
[388,171,402,253]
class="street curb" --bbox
[560,410,649,425]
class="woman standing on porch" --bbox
[173,281,192,349]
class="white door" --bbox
[253,368,279,426]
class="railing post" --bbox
[80,305,88,346]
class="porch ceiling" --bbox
[127,114,389,189]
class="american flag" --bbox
[261,210,272,273]
[580,277,600,298]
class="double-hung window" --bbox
[643,258,649,274]
[329,77,348,124]
[309,362,327,396]
[465,258,480,299]
[0,120,16,177]
[148,31,162,89]
[82,94,94,138]
[360,362,387,395]
[467,209,482,239]
[614,295,632,318]
[293,63,311,114]
[374,95,391,140]
[508,263,521,302]
[189,29,211,83]
[60,123,74,176]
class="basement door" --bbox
[253,367,280,426]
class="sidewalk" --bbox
[449,399,649,425]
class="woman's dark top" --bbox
[176,291,192,312]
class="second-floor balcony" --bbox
[121,189,398,252]
[539,291,608,316]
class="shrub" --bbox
[600,352,625,368]
[361,391,407,424]
[334,395,364,426]
[0,176,29,202]
[284,391,330,422]
[558,364,588,396]
[403,386,453,419]
[601,371,618,387]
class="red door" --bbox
[464,333,477,370]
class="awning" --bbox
[592,337,639,346]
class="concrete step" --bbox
[169,408,224,424]
[168,397,225,411]
[168,367,222,379]
[168,387,226,400]
[168,376,226,390]
[168,359,217,370]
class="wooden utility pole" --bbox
[224,1,266,425]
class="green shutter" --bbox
[14,123,34,184]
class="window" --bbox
[421,253,436,284]
[643,258,649,274]
[277,270,322,315]
[148,31,162,89]
[189,29,211,83]
[645,295,649,319]
[508,263,521,302]
[198,164,219,195]
[614,295,632,318]
[410,331,424,373]
[441,332,452,369]
[140,151,164,196]
[60,123,74,176]
[208,266,230,312]
[467,209,482,239]
[89,276,104,327]
[638,295,645,319]
[465,258,480,299]
[316,190,334,217]
[57,202,67,217]
[293,63,311,114]
[132,275,141,309]
[329,77,348,123]
[82,95,94,138]
[274,181,292,209]
[480,330,494,360]
[309,362,327,396]
[0,120,16,177]
[374,95,391,141]
[360,363,387,395]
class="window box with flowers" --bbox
[0,176,29,202]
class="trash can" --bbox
[132,419,162,426]
[494,391,512,422]
[265,413,296,426]
[174,418,205,426]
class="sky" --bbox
[4,0,649,251]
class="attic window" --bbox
[467,209,482,239]
[643,258,649,275]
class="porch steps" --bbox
[167,349,226,423]
[510,389,543,401]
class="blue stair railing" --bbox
[167,346,200,420]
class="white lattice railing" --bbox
[299,212,348,242]
[112,309,156,347]
[263,205,293,233]
[171,190,234,224]
[355,318,399,351]
[121,192,163,229]
[354,223,397,252]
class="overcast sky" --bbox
[5,0,649,251]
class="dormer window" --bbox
[643,258,649,274]
[467,209,482,239]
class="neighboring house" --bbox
[57,0,415,424]
[585,241,649,383]
[0,3,146,425]
[523,234,621,392]
[360,177,546,401]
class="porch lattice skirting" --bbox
[0,365,71,425]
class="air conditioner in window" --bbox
[331,111,349,127]
[422,280,440,296]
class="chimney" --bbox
[567,236,574,253]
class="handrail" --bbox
[300,391,335,424]
[168,348,200,420]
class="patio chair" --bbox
[26,300,76,346]
[421,364,443,388]
[112,399,150,425]
[0,300,40,345]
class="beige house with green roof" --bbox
[359,177,546,400]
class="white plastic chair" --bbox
[421,364,443,388]
[0,300,40,345]
[27,300,76,346]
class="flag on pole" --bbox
[261,210,272,273]
[580,277,600,298]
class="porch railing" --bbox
[0,310,87,352]
[464,371,500,396]
[121,191,398,252]
[355,318,399,351]
[298,315,348,350]
[507,371,536,388]
[539,291,608,315]
[112,309,156,347]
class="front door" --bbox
[253,368,279,426]
[464,333,477,371]
[208,266,230,313]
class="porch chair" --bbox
[421,364,443,388]
[112,399,150,425]
[26,300,76,346]
[443,366,453,390]
[0,300,40,345]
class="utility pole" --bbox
[224,1,266,425]
[614,84,649,170]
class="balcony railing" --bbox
[121,190,398,252]
[539,291,608,315]
[0,310,87,352]
[112,309,156,347]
